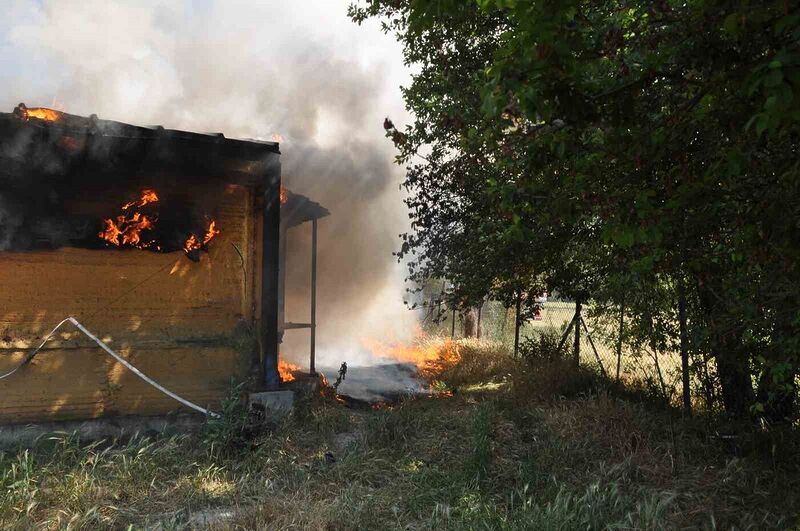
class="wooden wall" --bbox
[0,183,262,424]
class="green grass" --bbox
[0,340,798,529]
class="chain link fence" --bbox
[423,299,683,397]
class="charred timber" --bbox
[260,157,282,390]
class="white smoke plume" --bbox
[0,0,419,370]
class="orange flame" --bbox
[280,185,288,205]
[122,189,158,210]
[183,234,199,252]
[360,327,461,379]
[98,189,220,258]
[279,359,301,382]
[25,107,63,122]
[99,190,159,249]
[203,220,220,245]
[120,213,155,246]
[184,220,221,253]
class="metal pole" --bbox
[678,278,691,415]
[574,299,582,366]
[310,218,317,375]
[277,225,288,346]
[514,294,522,358]
[581,318,607,379]
[438,280,445,319]
[477,300,483,339]
[557,316,576,354]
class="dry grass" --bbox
[420,337,514,388]
[0,338,798,529]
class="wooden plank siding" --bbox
[0,183,262,424]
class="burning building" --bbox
[0,104,325,425]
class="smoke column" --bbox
[0,1,419,370]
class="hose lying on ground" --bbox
[0,317,219,417]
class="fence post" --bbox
[438,280,445,318]
[477,300,483,339]
[514,294,522,358]
[574,298,582,366]
[581,317,608,378]
[678,278,692,416]
[556,314,576,354]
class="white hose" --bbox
[0,317,219,418]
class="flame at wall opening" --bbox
[99,189,160,250]
[183,220,220,254]
[98,188,220,260]
[122,189,159,210]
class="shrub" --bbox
[518,329,564,364]
[202,379,250,454]
[512,359,599,401]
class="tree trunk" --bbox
[463,308,478,337]
[678,279,691,416]
[716,353,754,418]
[696,278,754,418]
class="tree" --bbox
[351,0,800,420]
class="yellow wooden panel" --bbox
[0,348,110,423]
[0,185,256,343]
[109,347,249,416]
[0,183,262,424]
[0,346,250,423]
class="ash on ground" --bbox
[318,362,430,403]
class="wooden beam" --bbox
[261,159,281,390]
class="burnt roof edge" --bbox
[6,104,281,156]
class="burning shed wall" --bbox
[0,107,281,424]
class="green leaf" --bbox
[755,114,769,136]
[765,69,784,88]
[723,14,739,36]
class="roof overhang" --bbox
[0,104,280,188]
